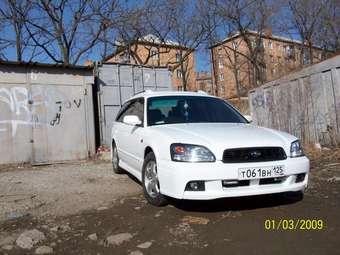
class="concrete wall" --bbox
[0,64,95,164]
[249,55,340,146]
[96,63,172,146]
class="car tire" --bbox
[142,152,168,206]
[112,141,124,174]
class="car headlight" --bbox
[290,140,304,157]
[170,143,216,162]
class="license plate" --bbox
[238,166,285,180]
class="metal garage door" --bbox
[96,63,172,146]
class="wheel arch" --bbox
[144,146,154,158]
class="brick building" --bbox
[210,30,328,99]
[196,72,213,94]
[104,34,195,91]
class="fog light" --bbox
[295,173,306,183]
[185,181,205,191]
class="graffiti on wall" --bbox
[0,86,82,137]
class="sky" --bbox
[0,0,217,73]
[0,0,302,74]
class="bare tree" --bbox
[315,0,340,52]
[100,0,206,91]
[196,0,221,95]
[288,0,327,65]
[162,0,206,91]
[19,0,110,65]
[0,0,32,61]
[212,0,277,92]
[100,0,177,66]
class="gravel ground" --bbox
[0,160,141,222]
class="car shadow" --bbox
[167,192,304,213]
[123,172,303,212]
[125,172,141,184]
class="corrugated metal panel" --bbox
[249,55,340,146]
[97,63,172,146]
[0,65,95,164]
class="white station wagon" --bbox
[111,91,309,206]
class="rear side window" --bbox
[116,98,145,124]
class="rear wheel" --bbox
[142,152,168,206]
[112,141,124,174]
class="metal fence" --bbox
[249,55,340,146]
[0,62,96,164]
[96,63,172,146]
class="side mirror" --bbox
[123,115,142,126]
[244,115,252,123]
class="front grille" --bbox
[222,147,287,163]
[222,180,250,188]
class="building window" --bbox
[151,50,159,60]
[232,41,237,49]
[251,40,256,48]
[176,69,183,78]
[260,40,265,48]
[268,41,273,49]
[120,52,130,62]
[219,85,225,94]
[176,53,181,62]
[303,51,311,64]
[218,73,224,81]
[199,82,205,91]
[177,86,183,91]
[218,58,223,68]
[287,45,295,57]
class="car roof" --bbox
[129,90,215,101]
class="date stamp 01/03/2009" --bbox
[264,219,325,231]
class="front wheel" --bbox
[142,152,168,206]
[112,141,124,174]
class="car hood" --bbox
[150,123,296,159]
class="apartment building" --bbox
[104,34,195,91]
[210,30,327,99]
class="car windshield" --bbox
[147,96,247,126]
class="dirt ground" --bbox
[0,160,141,222]
[0,149,340,255]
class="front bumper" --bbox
[157,156,310,200]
